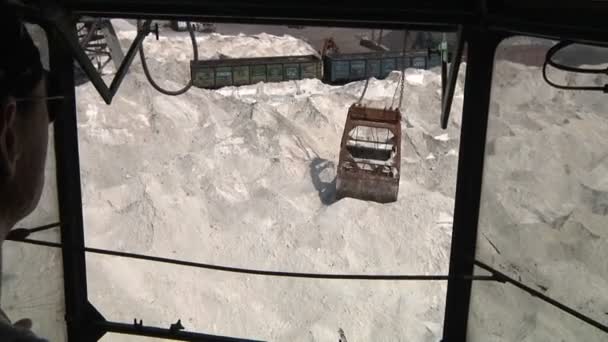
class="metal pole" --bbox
[441,28,503,341]
[49,26,91,341]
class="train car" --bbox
[322,49,443,84]
[190,50,443,90]
[190,55,322,89]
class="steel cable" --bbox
[139,21,199,96]
[7,233,495,281]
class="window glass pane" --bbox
[88,253,450,341]
[78,21,461,341]
[471,36,608,340]
[469,266,607,341]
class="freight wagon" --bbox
[191,55,322,89]
[190,49,442,89]
[323,49,442,84]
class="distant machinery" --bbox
[170,21,216,33]
[360,29,389,52]
[74,17,124,84]
[320,37,340,57]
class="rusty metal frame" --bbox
[336,104,402,203]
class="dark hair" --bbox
[0,6,44,101]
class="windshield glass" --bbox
[469,36,608,341]
[74,21,462,341]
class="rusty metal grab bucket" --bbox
[335,104,402,203]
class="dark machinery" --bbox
[74,17,124,84]
[360,29,389,51]
[319,37,340,57]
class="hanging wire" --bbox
[359,29,409,106]
[384,128,390,147]
[398,57,407,109]
[475,260,608,334]
[357,75,371,105]
[6,235,497,281]
[355,30,377,106]
[139,20,199,96]
[373,126,378,150]
[9,225,607,334]
[390,80,399,109]
[391,30,408,109]
[398,30,408,109]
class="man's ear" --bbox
[0,97,18,180]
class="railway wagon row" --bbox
[191,50,442,89]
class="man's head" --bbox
[0,12,51,237]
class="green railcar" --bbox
[190,50,444,89]
[191,55,322,89]
[323,49,442,84]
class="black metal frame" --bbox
[39,2,152,104]
[48,23,93,341]
[9,0,608,341]
[441,27,505,341]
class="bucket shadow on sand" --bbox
[309,157,337,205]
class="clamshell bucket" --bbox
[336,104,402,203]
